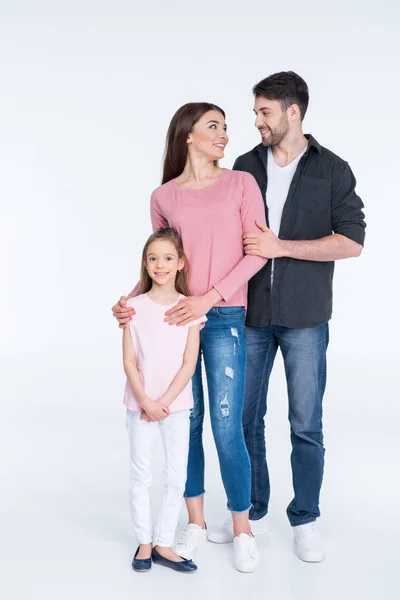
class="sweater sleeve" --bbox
[150,190,169,231]
[213,173,267,302]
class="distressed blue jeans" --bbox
[184,307,251,513]
[242,323,329,526]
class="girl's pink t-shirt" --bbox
[123,294,206,412]
[150,169,267,308]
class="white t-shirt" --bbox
[266,146,307,281]
[266,146,307,236]
[123,293,207,412]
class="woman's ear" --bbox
[178,257,185,272]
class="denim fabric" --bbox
[184,307,251,513]
[242,323,329,526]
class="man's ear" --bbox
[289,104,300,121]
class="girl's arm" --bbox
[122,327,169,421]
[158,325,201,409]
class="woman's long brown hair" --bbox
[162,102,226,184]
[134,228,190,297]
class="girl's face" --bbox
[187,110,229,161]
[145,239,184,288]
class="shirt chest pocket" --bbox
[297,176,331,212]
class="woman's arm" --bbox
[164,173,267,325]
[158,325,201,408]
[212,173,267,301]
[122,327,169,421]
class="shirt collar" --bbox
[253,133,322,156]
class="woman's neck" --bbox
[177,154,221,185]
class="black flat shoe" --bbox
[132,547,152,572]
[151,547,197,573]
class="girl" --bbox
[123,227,206,574]
[114,103,267,572]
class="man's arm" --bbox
[244,223,362,261]
[244,159,366,261]
[280,233,362,260]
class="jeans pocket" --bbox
[215,306,245,318]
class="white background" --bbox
[1,1,399,599]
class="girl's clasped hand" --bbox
[140,402,170,422]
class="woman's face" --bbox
[187,110,229,161]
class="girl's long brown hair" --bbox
[162,102,226,184]
[135,228,190,297]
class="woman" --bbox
[113,103,267,572]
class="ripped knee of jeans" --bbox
[225,366,234,379]
[220,393,229,417]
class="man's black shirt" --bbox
[233,135,366,328]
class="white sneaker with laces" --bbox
[208,514,268,544]
[233,533,260,573]
[172,523,207,560]
[293,521,325,562]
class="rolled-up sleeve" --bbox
[331,159,366,246]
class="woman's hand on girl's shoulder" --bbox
[112,295,136,329]
[163,295,214,326]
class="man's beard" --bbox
[261,113,289,147]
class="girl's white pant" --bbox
[126,409,190,547]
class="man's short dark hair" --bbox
[253,71,309,121]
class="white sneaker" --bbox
[208,515,268,544]
[293,521,325,562]
[233,534,260,573]
[172,523,207,560]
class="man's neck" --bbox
[270,132,308,167]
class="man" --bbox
[113,71,366,563]
[207,71,366,562]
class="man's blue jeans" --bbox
[242,323,329,526]
[184,307,251,513]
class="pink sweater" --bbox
[150,169,267,308]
